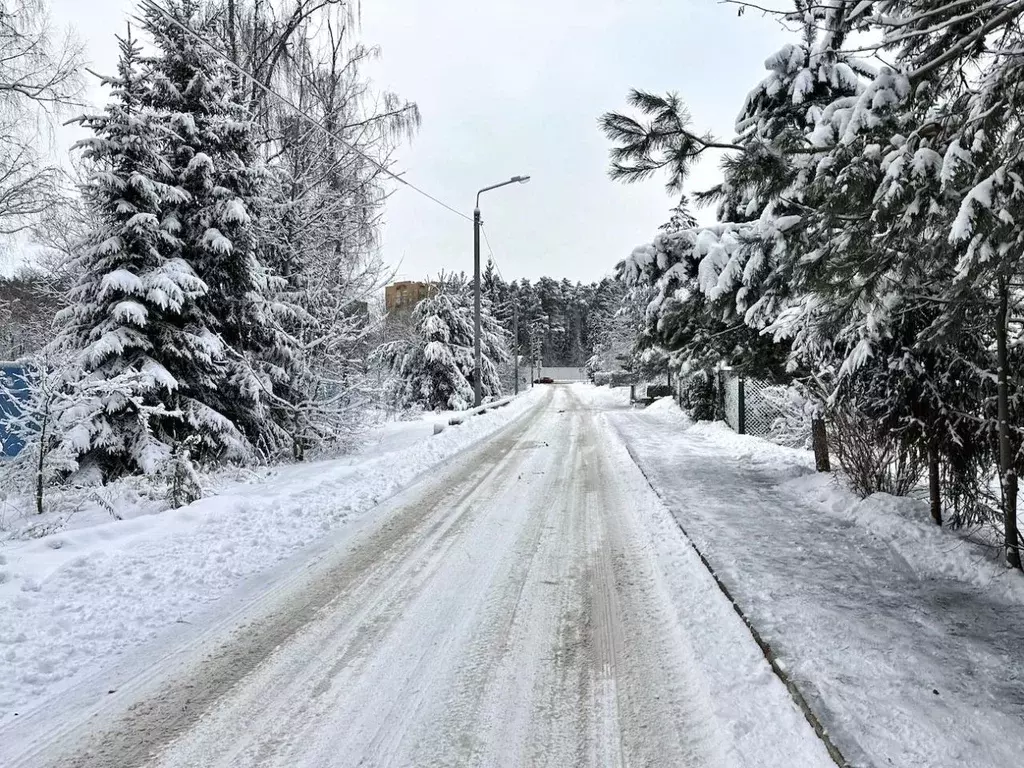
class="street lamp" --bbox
[474,175,530,407]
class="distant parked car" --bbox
[534,377,555,384]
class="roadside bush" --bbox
[679,369,716,421]
[831,405,925,499]
[760,383,816,449]
[608,370,638,388]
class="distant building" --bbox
[384,281,434,314]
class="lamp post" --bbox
[474,175,530,407]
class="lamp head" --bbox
[512,175,531,184]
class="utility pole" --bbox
[473,207,482,408]
[472,175,530,407]
[513,303,519,395]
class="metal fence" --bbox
[716,369,791,438]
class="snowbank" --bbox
[785,472,1024,605]
[641,393,682,416]
[0,388,544,723]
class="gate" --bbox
[0,362,29,456]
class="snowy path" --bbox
[13,386,834,768]
[601,391,1024,768]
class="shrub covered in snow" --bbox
[678,369,716,421]
[759,383,816,450]
[830,406,925,499]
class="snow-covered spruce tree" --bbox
[380,276,508,411]
[140,0,295,462]
[57,29,221,481]
[585,277,638,376]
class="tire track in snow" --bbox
[163,403,553,768]
[19,393,552,768]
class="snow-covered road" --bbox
[15,386,834,768]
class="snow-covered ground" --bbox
[588,385,1024,768]
[7,381,1019,767]
[6,384,835,768]
[0,390,541,738]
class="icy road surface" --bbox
[23,387,834,768]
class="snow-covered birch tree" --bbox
[0,0,84,235]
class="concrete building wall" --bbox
[537,366,587,381]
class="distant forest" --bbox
[479,261,626,368]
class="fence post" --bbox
[812,417,830,472]
[715,370,723,421]
[737,375,746,435]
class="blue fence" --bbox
[0,362,29,457]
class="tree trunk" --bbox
[227,0,238,64]
[928,445,941,526]
[35,404,47,516]
[996,276,1021,569]
[812,416,830,472]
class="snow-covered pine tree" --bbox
[481,259,504,310]
[57,28,219,481]
[602,6,869,381]
[140,0,293,462]
[601,111,777,378]
[658,196,697,232]
[776,0,1024,565]
[380,276,508,411]
[585,277,640,376]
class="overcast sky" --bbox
[47,0,790,284]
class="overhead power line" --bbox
[480,224,506,283]
[136,0,473,223]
